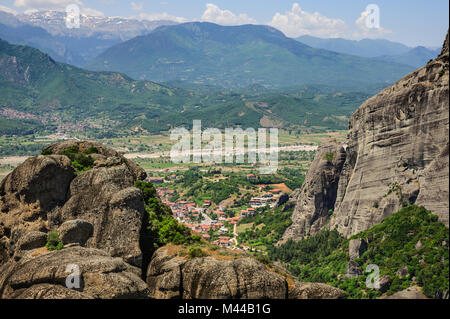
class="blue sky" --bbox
[0,0,448,47]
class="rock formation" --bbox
[0,247,149,299]
[282,30,449,240]
[146,246,346,299]
[0,141,147,268]
[280,142,346,242]
[0,141,152,298]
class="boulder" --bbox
[60,172,146,266]
[376,275,392,293]
[349,238,368,260]
[146,246,346,299]
[345,260,362,278]
[395,265,410,279]
[415,240,423,250]
[0,246,149,299]
[58,220,93,246]
[0,155,75,212]
[383,286,428,299]
[16,231,47,251]
[42,141,146,181]
[289,282,346,299]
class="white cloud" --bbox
[131,2,143,12]
[0,5,18,15]
[201,3,257,26]
[137,12,187,23]
[14,0,83,9]
[81,7,104,17]
[14,0,104,17]
[353,9,392,39]
[268,3,348,38]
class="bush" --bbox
[41,148,53,155]
[323,152,334,162]
[188,247,207,258]
[46,230,63,251]
[273,205,448,299]
[59,146,95,173]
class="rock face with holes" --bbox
[146,246,346,299]
[282,31,449,241]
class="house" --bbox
[203,200,211,207]
[147,177,164,184]
[246,174,256,181]
[219,240,231,247]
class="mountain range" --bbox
[0,38,375,136]
[296,35,440,68]
[87,22,414,89]
[0,10,177,66]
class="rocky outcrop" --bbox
[0,155,75,212]
[383,286,428,299]
[0,141,148,268]
[0,141,152,299]
[282,31,449,241]
[0,247,149,299]
[280,141,346,242]
[58,167,146,266]
[42,141,146,181]
[348,238,368,260]
[58,220,94,246]
[331,31,449,236]
[146,246,346,299]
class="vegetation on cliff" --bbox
[272,205,449,299]
[135,181,201,253]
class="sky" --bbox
[0,0,448,47]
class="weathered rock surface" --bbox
[146,246,346,299]
[396,265,410,279]
[282,30,449,241]
[376,275,392,293]
[0,141,147,268]
[0,247,149,299]
[331,31,449,236]
[0,155,75,212]
[58,168,146,266]
[42,141,146,181]
[415,143,449,226]
[288,282,346,299]
[58,220,93,246]
[16,231,47,251]
[280,141,346,242]
[345,260,362,278]
[383,286,428,299]
[348,238,368,260]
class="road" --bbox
[123,144,318,160]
